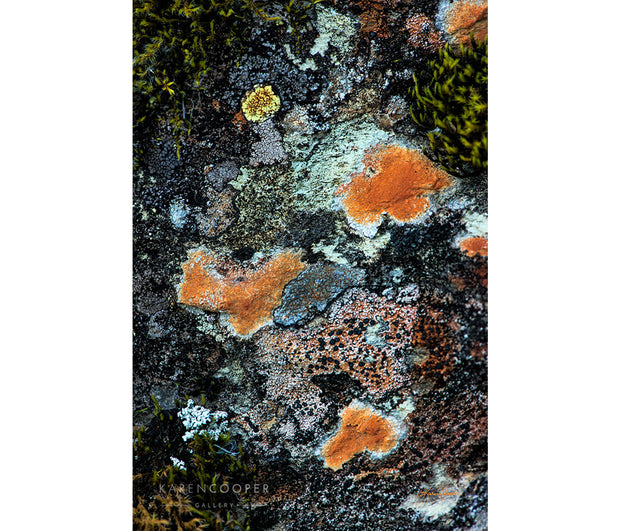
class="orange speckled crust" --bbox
[178,250,306,336]
[444,0,488,45]
[336,144,452,228]
[322,404,399,470]
[395,387,487,479]
[406,14,443,52]
[459,237,488,257]
[359,9,390,39]
[232,111,247,131]
[258,289,460,395]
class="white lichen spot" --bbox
[228,167,253,191]
[357,231,391,258]
[178,399,229,443]
[463,211,488,238]
[399,464,475,521]
[311,240,349,265]
[170,199,189,228]
[311,5,358,64]
[283,43,317,71]
[170,456,186,470]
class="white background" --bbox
[1,0,619,528]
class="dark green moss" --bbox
[409,36,488,177]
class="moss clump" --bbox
[409,36,488,177]
[133,396,254,530]
[133,0,322,164]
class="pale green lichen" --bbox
[310,5,358,63]
[292,119,391,213]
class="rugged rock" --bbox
[134,1,488,529]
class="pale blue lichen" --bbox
[273,262,365,325]
[170,456,186,470]
[170,199,189,228]
[178,399,229,443]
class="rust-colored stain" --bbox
[359,9,390,39]
[470,341,487,360]
[459,237,488,257]
[444,0,488,45]
[406,14,443,52]
[232,111,247,131]
[322,403,399,471]
[336,144,452,228]
[178,250,306,336]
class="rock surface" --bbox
[134,1,488,529]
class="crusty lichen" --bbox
[321,401,402,471]
[241,85,281,123]
[178,248,306,336]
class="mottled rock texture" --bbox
[134,1,487,529]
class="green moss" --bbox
[133,0,322,167]
[409,36,488,177]
[133,396,255,530]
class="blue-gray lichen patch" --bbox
[205,161,240,192]
[273,262,365,326]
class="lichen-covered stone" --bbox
[273,262,366,326]
[321,401,403,471]
[438,0,488,45]
[134,0,488,526]
[178,249,306,336]
[336,143,453,237]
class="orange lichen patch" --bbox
[406,14,443,52]
[178,249,305,336]
[443,0,488,45]
[359,9,390,39]
[335,144,452,231]
[321,403,400,470]
[459,237,488,257]
[257,289,460,395]
[470,341,487,360]
[232,111,247,131]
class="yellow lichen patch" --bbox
[459,237,488,257]
[241,85,281,123]
[322,402,399,471]
[178,249,305,336]
[443,0,488,45]
[336,144,452,234]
